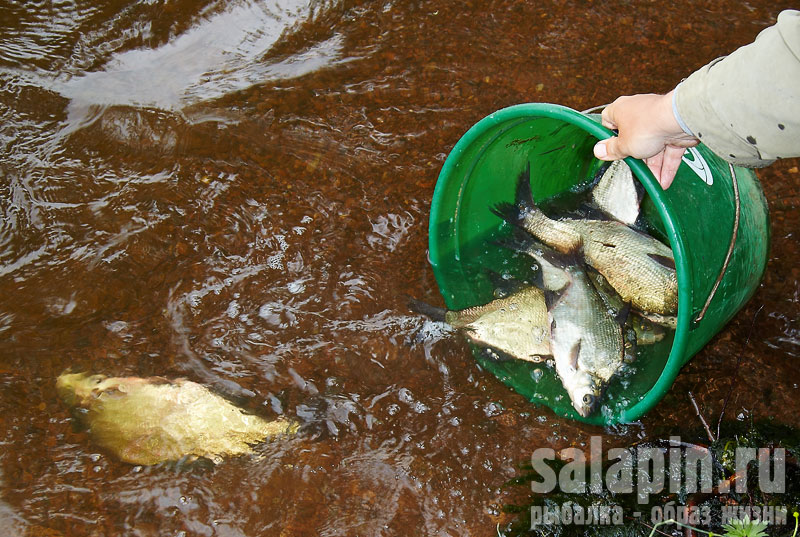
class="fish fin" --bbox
[568,340,582,370]
[407,296,447,322]
[490,164,543,226]
[490,202,525,228]
[494,228,578,267]
[544,290,560,310]
[647,253,676,271]
[615,301,632,326]
[492,228,536,254]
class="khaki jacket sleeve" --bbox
[675,10,800,167]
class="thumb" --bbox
[593,137,628,161]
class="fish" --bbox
[409,284,552,363]
[56,372,297,465]
[496,235,626,417]
[587,268,672,337]
[636,310,678,330]
[591,160,643,226]
[492,164,678,315]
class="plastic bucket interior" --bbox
[429,103,770,425]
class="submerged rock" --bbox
[57,372,296,465]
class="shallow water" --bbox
[0,0,798,535]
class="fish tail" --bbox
[491,228,537,256]
[489,202,524,226]
[514,162,538,214]
[407,297,447,322]
[490,163,544,227]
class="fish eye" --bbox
[582,394,595,406]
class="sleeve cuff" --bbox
[672,84,695,136]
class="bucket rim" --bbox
[429,102,692,425]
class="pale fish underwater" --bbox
[57,372,297,465]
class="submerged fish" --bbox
[410,285,551,363]
[591,160,643,226]
[57,372,297,465]
[492,164,678,315]
[587,269,672,337]
[497,235,626,417]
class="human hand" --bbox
[592,91,699,189]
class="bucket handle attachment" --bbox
[694,161,741,324]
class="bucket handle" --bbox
[581,104,610,115]
[694,161,741,323]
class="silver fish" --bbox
[492,164,678,315]
[591,160,643,226]
[498,237,626,417]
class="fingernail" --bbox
[593,142,607,159]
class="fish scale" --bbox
[458,287,551,362]
[548,265,625,390]
[569,220,678,314]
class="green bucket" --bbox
[429,103,769,425]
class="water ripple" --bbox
[56,0,354,112]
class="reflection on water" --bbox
[57,0,351,111]
[0,0,798,535]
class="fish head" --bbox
[56,372,150,407]
[57,372,107,407]
[632,317,666,346]
[563,371,603,418]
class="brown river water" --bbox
[0,0,798,535]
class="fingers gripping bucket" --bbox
[429,103,769,425]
